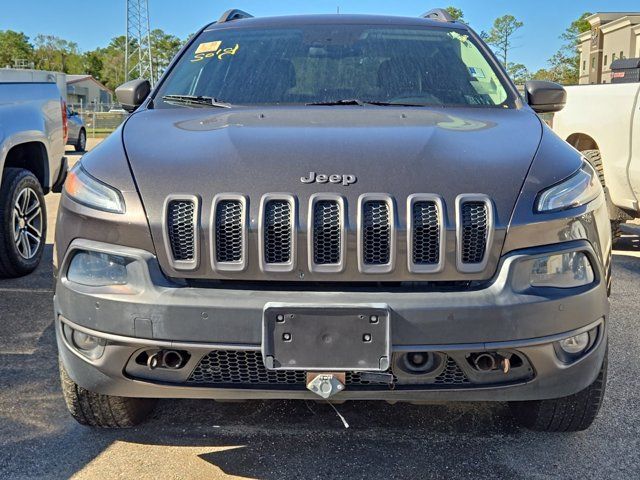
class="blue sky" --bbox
[2,1,639,71]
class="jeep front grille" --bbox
[362,200,391,265]
[215,200,243,263]
[161,193,494,276]
[460,202,489,264]
[313,200,341,265]
[263,198,293,265]
[412,201,440,265]
[166,199,196,263]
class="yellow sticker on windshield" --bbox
[191,41,240,62]
[195,41,222,54]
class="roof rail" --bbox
[420,8,455,23]
[218,9,253,23]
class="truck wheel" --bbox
[509,349,607,432]
[582,149,623,238]
[75,129,87,152]
[0,168,47,278]
[59,359,157,428]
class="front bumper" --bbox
[55,239,609,402]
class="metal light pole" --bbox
[125,0,154,84]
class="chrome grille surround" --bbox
[308,193,346,273]
[407,194,445,273]
[357,194,395,274]
[163,195,199,271]
[211,194,247,272]
[160,192,497,277]
[258,193,297,272]
[455,194,494,273]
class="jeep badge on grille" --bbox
[301,172,357,186]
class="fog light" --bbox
[530,251,594,288]
[67,250,129,287]
[72,330,100,351]
[559,332,590,354]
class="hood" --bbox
[122,106,542,281]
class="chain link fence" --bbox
[77,111,128,138]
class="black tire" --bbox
[582,149,623,238]
[0,168,47,278]
[59,359,157,428]
[509,349,607,432]
[75,129,86,152]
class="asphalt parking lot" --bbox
[0,140,639,479]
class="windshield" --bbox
[156,24,513,108]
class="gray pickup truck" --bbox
[0,81,67,277]
[54,9,611,432]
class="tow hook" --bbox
[306,373,345,399]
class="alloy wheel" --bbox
[12,187,43,259]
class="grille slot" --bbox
[187,350,473,389]
[188,350,306,385]
[215,200,243,263]
[263,199,293,265]
[362,200,391,266]
[166,199,196,262]
[412,200,441,266]
[460,201,489,264]
[313,200,341,265]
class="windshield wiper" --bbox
[306,99,367,106]
[162,94,232,108]
[364,101,428,107]
[306,99,426,107]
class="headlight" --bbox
[536,161,601,213]
[67,250,130,286]
[529,251,594,288]
[64,164,125,213]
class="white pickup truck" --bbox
[0,82,68,277]
[552,83,640,235]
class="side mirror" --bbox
[524,81,566,113]
[115,79,151,113]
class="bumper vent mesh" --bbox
[313,200,341,265]
[188,350,306,385]
[412,201,440,265]
[362,200,391,265]
[187,350,471,388]
[167,200,196,261]
[461,202,488,264]
[263,200,292,264]
[215,200,243,263]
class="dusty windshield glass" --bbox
[156,24,513,108]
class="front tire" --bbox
[509,349,607,432]
[0,168,47,278]
[59,359,157,428]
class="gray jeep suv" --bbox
[54,9,611,431]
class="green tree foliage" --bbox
[507,63,531,84]
[0,30,34,68]
[150,29,183,80]
[444,7,464,22]
[485,15,524,69]
[1,27,184,91]
[534,12,592,85]
[33,34,83,73]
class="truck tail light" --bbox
[61,98,68,144]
